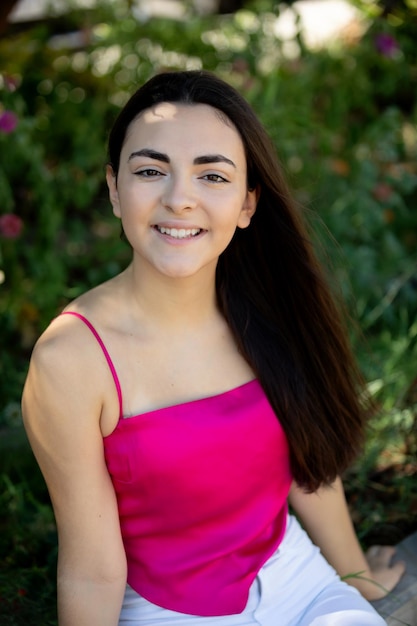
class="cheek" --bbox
[214,195,248,228]
[117,183,150,212]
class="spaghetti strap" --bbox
[60,311,123,418]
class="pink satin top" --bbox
[62,311,292,617]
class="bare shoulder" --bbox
[28,273,124,380]
[27,308,100,391]
[30,311,88,367]
[22,281,122,435]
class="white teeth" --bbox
[158,226,201,239]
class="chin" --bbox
[157,263,215,280]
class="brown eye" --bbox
[201,174,228,183]
[135,169,163,177]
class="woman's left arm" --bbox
[288,477,405,600]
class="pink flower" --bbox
[0,213,23,238]
[0,110,18,133]
[375,33,399,58]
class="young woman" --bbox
[22,70,404,626]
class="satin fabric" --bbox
[104,379,291,615]
[119,515,387,626]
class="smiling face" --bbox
[106,103,257,281]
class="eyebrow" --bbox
[128,148,236,168]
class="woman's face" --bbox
[106,102,257,281]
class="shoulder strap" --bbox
[60,311,123,418]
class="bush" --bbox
[0,1,416,620]
[3,0,415,427]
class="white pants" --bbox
[119,515,386,626]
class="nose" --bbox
[161,174,197,213]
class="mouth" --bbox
[154,226,203,239]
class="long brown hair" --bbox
[108,70,370,491]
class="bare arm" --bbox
[288,477,405,600]
[22,319,127,625]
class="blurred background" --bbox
[0,0,416,623]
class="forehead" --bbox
[123,102,244,153]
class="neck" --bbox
[123,261,219,330]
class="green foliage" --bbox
[0,0,415,441]
[0,443,57,624]
[0,1,416,618]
